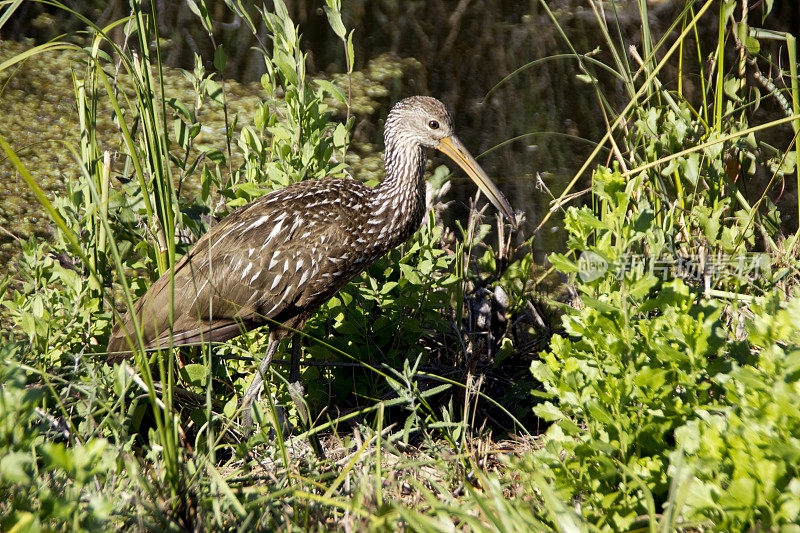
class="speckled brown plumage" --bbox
[106,96,514,414]
[107,173,424,357]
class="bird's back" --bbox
[107,176,384,359]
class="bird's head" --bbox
[385,96,455,148]
[386,96,517,226]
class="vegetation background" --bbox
[1,0,799,530]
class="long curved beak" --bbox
[436,136,516,226]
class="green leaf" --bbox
[323,6,346,39]
[333,122,348,149]
[684,153,700,186]
[346,31,355,73]
[762,0,774,21]
[174,118,189,152]
[724,76,742,102]
[533,402,564,422]
[628,274,657,299]
[254,103,267,131]
[214,44,227,72]
[548,253,578,274]
[744,35,760,54]
[179,364,208,387]
[380,281,398,294]
[57,267,80,292]
[206,79,223,105]
[31,296,44,318]
[477,249,496,273]
[167,97,193,122]
[399,263,421,285]
[205,149,226,166]
[724,477,757,508]
[224,398,238,419]
[0,452,32,483]
[273,0,289,21]
[494,337,514,366]
[580,294,617,314]
[315,79,347,103]
[777,151,797,175]
[585,400,613,424]
[20,311,35,339]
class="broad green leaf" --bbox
[20,311,35,339]
[179,364,208,387]
[533,402,564,422]
[333,122,348,149]
[0,452,32,483]
[214,44,227,72]
[205,79,223,105]
[316,79,347,104]
[548,252,578,274]
[323,6,346,38]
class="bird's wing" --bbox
[108,178,373,355]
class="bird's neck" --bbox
[368,139,427,252]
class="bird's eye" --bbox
[428,120,440,130]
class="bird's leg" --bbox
[240,331,280,429]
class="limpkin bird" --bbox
[107,96,515,421]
